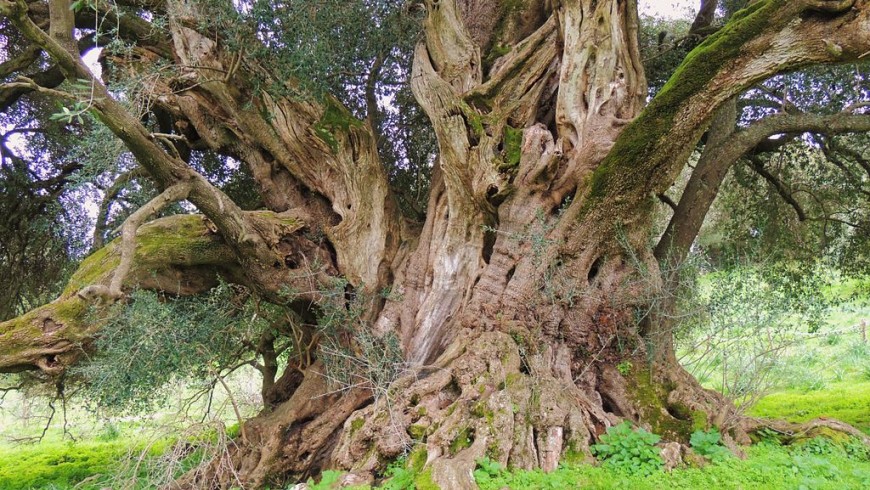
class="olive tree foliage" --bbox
[0,93,83,321]
[73,283,277,413]
[697,63,870,271]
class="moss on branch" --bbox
[583,0,782,210]
[312,96,365,154]
[0,211,306,374]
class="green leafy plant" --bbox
[591,421,663,476]
[617,360,633,375]
[49,100,91,125]
[305,469,344,489]
[381,457,416,490]
[690,428,732,462]
[473,457,504,488]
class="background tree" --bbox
[1,0,869,488]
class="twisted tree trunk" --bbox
[2,0,870,488]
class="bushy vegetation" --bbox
[590,422,663,476]
[74,283,273,413]
[470,439,870,490]
[689,428,731,463]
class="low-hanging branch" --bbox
[748,156,808,222]
[0,0,286,282]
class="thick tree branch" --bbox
[78,182,191,300]
[0,44,41,78]
[586,0,870,253]
[690,0,719,36]
[655,109,870,263]
[47,0,76,54]
[0,209,334,375]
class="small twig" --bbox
[215,374,248,443]
[37,397,57,443]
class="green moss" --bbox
[486,442,503,461]
[53,297,89,324]
[471,401,496,427]
[449,427,474,455]
[562,448,588,466]
[501,125,522,169]
[63,214,236,296]
[0,295,93,361]
[408,446,428,472]
[417,406,427,417]
[350,417,365,433]
[408,424,428,440]
[482,43,512,74]
[691,410,709,432]
[313,97,364,154]
[63,244,120,295]
[413,468,439,490]
[460,101,487,138]
[627,369,694,441]
[134,216,231,265]
[505,373,523,388]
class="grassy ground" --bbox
[750,380,870,434]
[0,439,168,490]
[471,441,870,490]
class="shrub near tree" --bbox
[1,0,870,488]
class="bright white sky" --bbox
[640,0,699,19]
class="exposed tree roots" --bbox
[176,328,856,489]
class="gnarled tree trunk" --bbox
[2,0,870,488]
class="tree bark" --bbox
[2,0,870,488]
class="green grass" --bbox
[0,438,167,490]
[473,442,870,490]
[749,380,870,435]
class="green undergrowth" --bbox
[473,440,870,490]
[749,380,870,435]
[0,438,170,490]
[293,433,870,490]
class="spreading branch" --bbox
[748,156,808,222]
[0,0,286,281]
[656,108,870,263]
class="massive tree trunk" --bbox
[2,0,870,488]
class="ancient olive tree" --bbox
[1,0,870,487]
